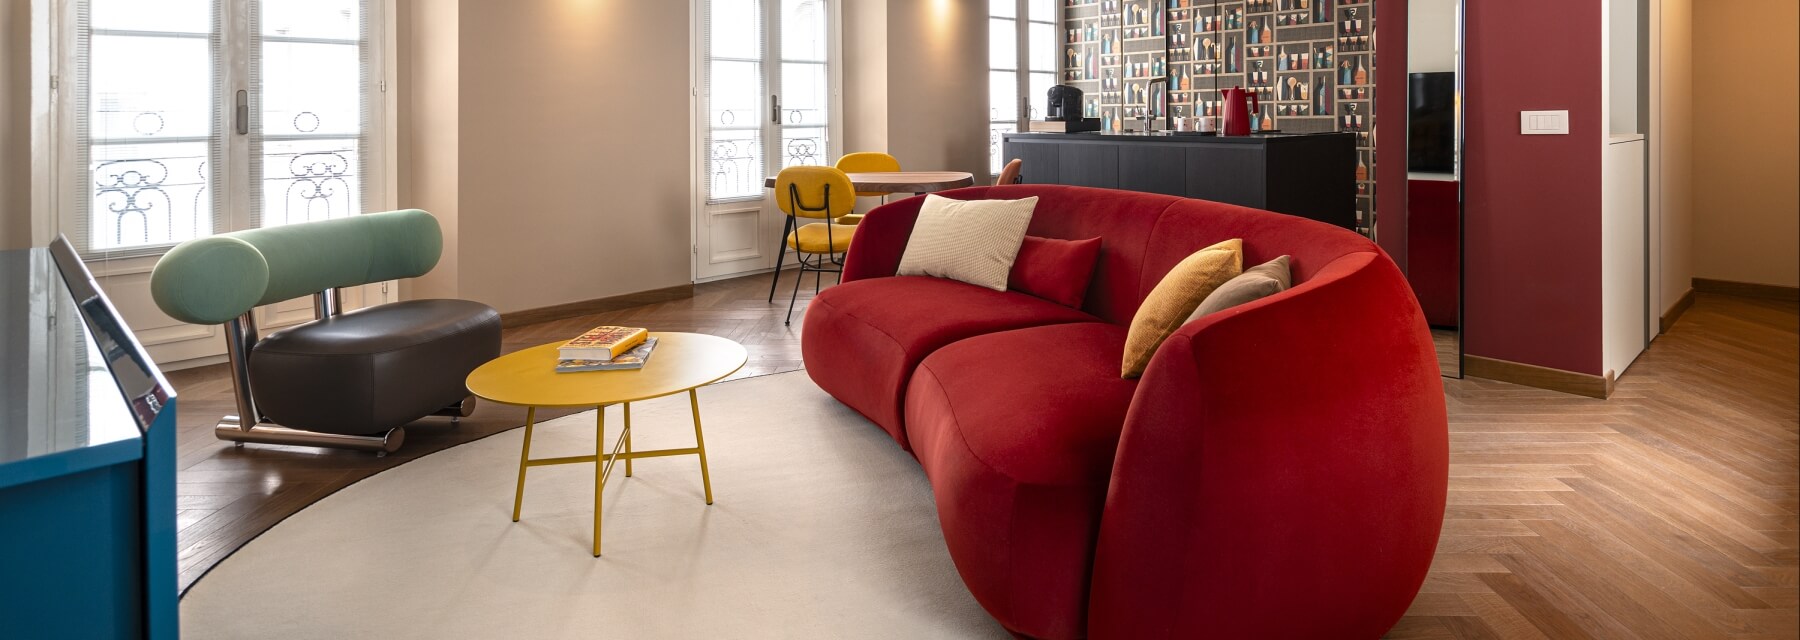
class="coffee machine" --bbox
[1045,85,1102,133]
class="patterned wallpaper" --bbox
[1060,0,1379,236]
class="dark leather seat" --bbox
[249,299,502,436]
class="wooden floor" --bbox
[168,275,1799,639]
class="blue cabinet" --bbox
[0,239,177,639]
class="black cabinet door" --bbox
[1119,145,1187,197]
[1057,143,1119,189]
[1005,141,1060,186]
[1184,145,1266,207]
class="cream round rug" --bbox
[180,371,1006,639]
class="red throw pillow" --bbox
[1007,236,1102,309]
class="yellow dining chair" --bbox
[772,166,858,325]
[996,158,1024,186]
[834,151,902,225]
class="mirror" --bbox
[1404,0,1463,377]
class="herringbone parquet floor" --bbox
[168,272,1799,638]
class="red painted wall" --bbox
[1375,0,1408,271]
[1462,0,1604,375]
[1378,0,1605,376]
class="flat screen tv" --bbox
[1408,72,1456,173]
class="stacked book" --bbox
[555,326,659,373]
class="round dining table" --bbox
[762,171,976,196]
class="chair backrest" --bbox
[149,209,442,325]
[835,152,901,198]
[995,158,1023,186]
[775,166,857,220]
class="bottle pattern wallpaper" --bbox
[1061,0,1379,236]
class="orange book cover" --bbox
[560,326,647,360]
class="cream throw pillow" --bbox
[1122,238,1244,378]
[897,195,1038,291]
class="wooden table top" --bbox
[466,332,747,409]
[762,171,976,194]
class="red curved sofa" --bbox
[800,185,1448,639]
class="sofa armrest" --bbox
[840,196,925,282]
[1087,252,1448,638]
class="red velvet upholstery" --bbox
[906,323,1137,640]
[1008,236,1103,308]
[802,276,1097,446]
[803,185,1448,639]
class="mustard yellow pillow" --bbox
[1122,239,1243,378]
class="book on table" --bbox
[559,326,647,360]
[556,337,659,373]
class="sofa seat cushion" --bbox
[904,322,1138,640]
[801,276,1099,448]
[250,299,501,436]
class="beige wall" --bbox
[403,0,693,314]
[400,0,461,301]
[843,0,988,179]
[454,0,692,313]
[1656,0,1693,312]
[1691,0,1799,288]
[1,0,30,250]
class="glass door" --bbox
[695,0,838,281]
[989,0,1056,178]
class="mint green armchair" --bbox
[150,210,500,455]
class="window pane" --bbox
[261,0,360,41]
[781,127,828,168]
[1028,72,1053,121]
[260,139,360,226]
[1028,0,1054,21]
[1029,21,1055,72]
[86,0,215,253]
[90,142,212,249]
[90,0,209,33]
[261,42,361,138]
[989,18,1016,69]
[89,35,213,141]
[782,0,827,62]
[710,0,761,59]
[708,59,763,129]
[989,122,1016,176]
[989,0,1015,18]
[989,70,1018,122]
[781,62,828,127]
[260,12,363,229]
[708,129,764,201]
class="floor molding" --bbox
[1465,355,1615,399]
[1659,288,1695,334]
[499,284,696,328]
[1693,277,1800,302]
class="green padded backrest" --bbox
[149,210,442,325]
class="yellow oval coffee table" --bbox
[466,332,747,556]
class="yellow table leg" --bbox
[604,408,612,557]
[511,407,537,522]
[688,389,714,505]
[623,402,633,478]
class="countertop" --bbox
[1003,130,1353,144]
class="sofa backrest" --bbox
[928,185,1380,325]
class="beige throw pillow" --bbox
[897,195,1039,291]
[1186,255,1291,321]
[1122,239,1243,378]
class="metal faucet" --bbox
[1141,77,1167,133]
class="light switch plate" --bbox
[1520,110,1570,135]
